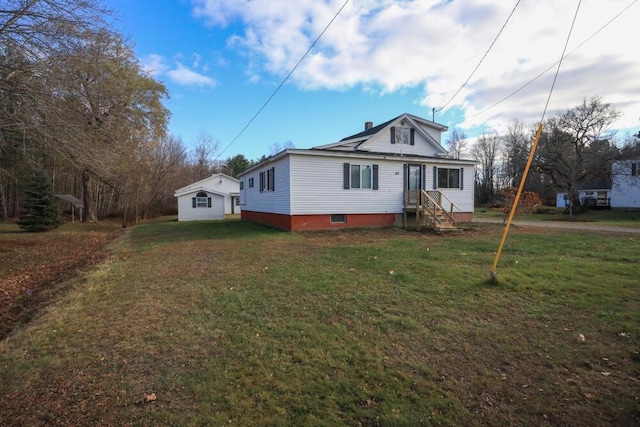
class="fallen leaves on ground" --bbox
[0,222,122,339]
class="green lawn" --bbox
[1,219,639,426]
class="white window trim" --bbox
[351,164,373,189]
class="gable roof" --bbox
[339,116,399,141]
[237,113,465,178]
[173,173,240,197]
[313,112,448,153]
[174,185,228,198]
[174,173,239,194]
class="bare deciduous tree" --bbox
[190,131,220,180]
[535,97,620,215]
[268,140,294,156]
[471,132,501,205]
[446,128,468,159]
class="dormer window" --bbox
[390,126,415,145]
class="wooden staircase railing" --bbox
[403,190,460,230]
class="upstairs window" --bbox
[390,126,415,145]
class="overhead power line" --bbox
[540,0,582,121]
[474,0,638,119]
[491,0,583,279]
[216,0,351,160]
[438,0,521,113]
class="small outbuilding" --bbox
[174,173,241,222]
[55,194,84,222]
[555,189,611,208]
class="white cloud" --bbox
[168,62,217,87]
[192,0,640,133]
[141,54,168,76]
[141,54,216,88]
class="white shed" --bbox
[174,173,241,221]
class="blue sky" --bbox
[107,0,640,161]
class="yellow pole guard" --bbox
[491,122,544,275]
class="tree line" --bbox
[447,97,640,211]
[0,0,280,227]
[4,2,638,228]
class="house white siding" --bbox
[177,192,224,221]
[287,154,474,215]
[611,159,640,208]
[289,155,402,214]
[240,156,291,214]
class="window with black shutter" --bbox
[436,168,461,189]
[259,168,276,192]
[343,163,378,190]
[195,191,209,207]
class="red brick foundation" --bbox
[241,210,474,231]
[452,212,473,222]
[241,211,397,231]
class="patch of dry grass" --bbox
[1,219,639,426]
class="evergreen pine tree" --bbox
[18,170,62,232]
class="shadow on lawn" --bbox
[128,217,284,247]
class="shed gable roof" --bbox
[174,186,227,198]
[174,173,239,196]
[174,173,240,197]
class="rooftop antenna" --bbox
[432,107,442,122]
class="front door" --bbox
[406,164,422,205]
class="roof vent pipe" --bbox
[365,121,373,130]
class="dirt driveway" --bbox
[473,217,640,234]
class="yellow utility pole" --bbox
[490,122,543,282]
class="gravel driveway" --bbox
[472,217,640,234]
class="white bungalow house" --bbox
[237,113,477,231]
[174,173,241,221]
[610,158,640,208]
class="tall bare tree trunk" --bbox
[81,171,96,222]
[0,180,8,219]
